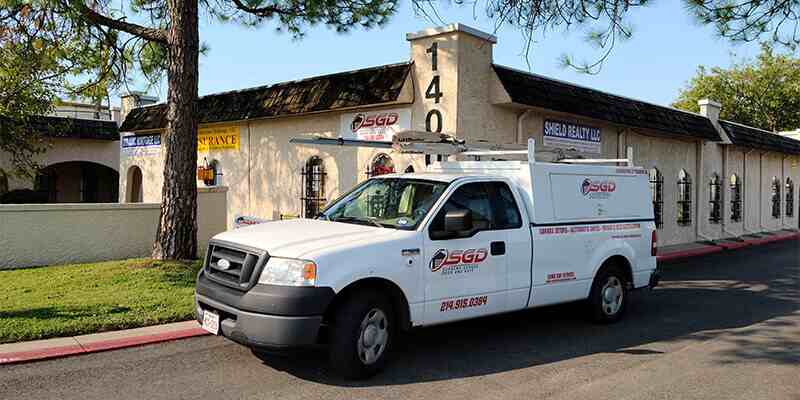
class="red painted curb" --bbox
[657,246,723,262]
[80,327,209,353]
[716,241,751,250]
[0,327,208,366]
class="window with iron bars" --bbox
[649,168,663,229]
[708,173,721,224]
[677,169,692,226]
[771,177,781,218]
[730,174,742,222]
[301,156,326,219]
[785,178,794,217]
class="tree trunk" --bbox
[152,0,199,260]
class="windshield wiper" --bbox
[333,216,385,228]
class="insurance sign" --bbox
[198,125,240,152]
[543,120,602,154]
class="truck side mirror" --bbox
[444,209,472,233]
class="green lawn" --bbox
[0,259,202,344]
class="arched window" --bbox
[649,168,663,229]
[677,169,692,226]
[771,177,781,218]
[127,166,143,203]
[367,153,395,178]
[708,173,721,224]
[301,156,326,218]
[786,177,795,217]
[730,174,742,222]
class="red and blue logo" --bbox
[581,178,617,196]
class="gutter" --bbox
[516,109,535,145]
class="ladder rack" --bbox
[289,131,635,167]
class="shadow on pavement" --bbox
[253,241,800,386]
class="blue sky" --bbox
[135,0,773,108]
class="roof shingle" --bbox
[121,62,412,132]
[720,120,800,155]
[493,65,721,142]
[27,116,119,141]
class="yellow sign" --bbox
[197,126,239,152]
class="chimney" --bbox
[698,99,721,121]
[120,91,158,126]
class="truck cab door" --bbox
[421,181,509,325]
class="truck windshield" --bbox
[319,178,449,230]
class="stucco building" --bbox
[0,102,122,203]
[119,24,800,247]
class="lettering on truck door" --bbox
[422,182,509,324]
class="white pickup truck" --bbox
[195,142,659,379]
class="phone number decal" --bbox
[440,296,488,312]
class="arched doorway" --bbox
[35,161,119,203]
[127,166,143,203]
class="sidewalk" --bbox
[2,231,797,366]
[0,321,208,365]
[657,229,799,262]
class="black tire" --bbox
[328,290,394,380]
[587,265,629,323]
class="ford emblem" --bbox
[217,258,231,270]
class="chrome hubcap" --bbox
[357,308,388,365]
[601,276,624,316]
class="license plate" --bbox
[201,310,220,335]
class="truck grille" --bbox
[204,241,268,290]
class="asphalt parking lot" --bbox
[2,240,798,400]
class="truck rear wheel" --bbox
[328,290,394,379]
[588,266,629,323]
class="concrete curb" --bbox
[657,232,799,263]
[1,234,797,366]
[0,321,208,366]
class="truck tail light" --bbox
[651,230,658,257]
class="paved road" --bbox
[2,240,798,400]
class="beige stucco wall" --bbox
[119,24,800,249]
[0,188,227,269]
[1,138,119,193]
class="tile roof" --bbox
[28,116,119,141]
[492,65,721,142]
[120,62,412,132]
[719,120,800,155]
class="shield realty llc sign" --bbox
[543,120,602,154]
[340,108,411,142]
[198,126,240,152]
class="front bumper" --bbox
[195,294,323,347]
[195,271,335,348]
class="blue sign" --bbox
[543,120,602,154]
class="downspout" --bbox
[247,121,252,217]
[516,109,534,145]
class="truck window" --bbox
[429,182,492,239]
[487,182,522,229]
[321,178,448,230]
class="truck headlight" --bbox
[258,257,317,287]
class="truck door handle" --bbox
[490,241,505,256]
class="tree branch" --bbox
[75,1,168,44]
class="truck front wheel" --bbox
[328,290,394,379]
[588,266,629,323]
